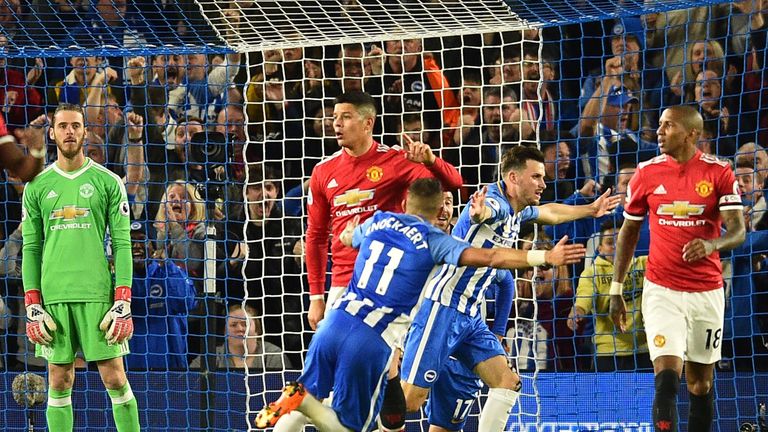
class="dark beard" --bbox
[57,141,84,160]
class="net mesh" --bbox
[1,0,767,431]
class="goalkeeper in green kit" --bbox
[21,103,140,431]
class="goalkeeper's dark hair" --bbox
[335,91,377,118]
[52,103,85,124]
[407,178,444,216]
[500,145,545,175]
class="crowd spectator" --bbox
[192,303,292,371]
[127,220,197,370]
[511,231,576,371]
[153,181,208,283]
[568,218,651,371]
[724,213,768,371]
[539,130,575,203]
[379,38,460,148]
[232,164,304,366]
[736,142,768,230]
[0,35,44,132]
[519,43,557,137]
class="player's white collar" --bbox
[52,158,92,180]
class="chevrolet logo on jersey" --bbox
[50,206,90,221]
[657,201,705,219]
[334,188,375,207]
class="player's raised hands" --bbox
[590,188,621,217]
[339,215,360,247]
[682,238,716,263]
[402,133,436,166]
[469,186,489,224]
[544,235,586,266]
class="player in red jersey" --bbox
[306,90,462,329]
[610,105,745,432]
[281,91,461,432]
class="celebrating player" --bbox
[21,103,139,431]
[300,90,462,431]
[255,178,586,431]
[305,90,463,329]
[610,105,745,432]
[424,190,515,432]
[400,146,620,432]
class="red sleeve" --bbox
[407,156,463,191]
[717,167,743,212]
[623,167,648,221]
[0,114,8,137]
[305,170,331,296]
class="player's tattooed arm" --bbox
[682,208,746,262]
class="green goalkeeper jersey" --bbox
[21,158,132,304]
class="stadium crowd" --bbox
[1,1,768,377]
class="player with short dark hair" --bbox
[301,90,463,430]
[21,103,139,431]
[400,145,620,432]
[611,105,746,432]
[255,178,586,431]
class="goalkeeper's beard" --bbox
[56,137,85,160]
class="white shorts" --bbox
[642,279,725,364]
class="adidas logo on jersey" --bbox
[327,178,338,188]
[46,190,58,199]
[653,184,667,195]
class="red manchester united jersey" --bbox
[623,151,742,292]
[305,141,463,296]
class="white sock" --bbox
[273,410,310,432]
[297,392,352,432]
[478,387,519,432]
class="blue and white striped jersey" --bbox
[334,211,470,347]
[424,181,539,316]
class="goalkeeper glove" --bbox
[99,286,133,345]
[25,290,57,346]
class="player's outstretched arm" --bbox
[536,188,621,225]
[459,235,585,269]
[682,208,746,262]
[609,218,643,333]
